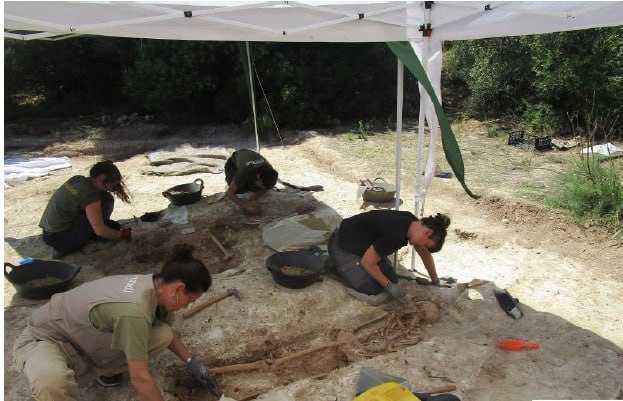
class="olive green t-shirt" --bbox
[89,302,172,361]
[232,149,272,191]
[39,175,101,232]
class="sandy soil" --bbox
[3,120,622,401]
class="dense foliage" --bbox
[5,37,138,117]
[4,39,417,128]
[4,27,622,137]
[443,27,622,138]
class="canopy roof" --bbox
[5,1,623,43]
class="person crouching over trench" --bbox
[13,243,221,400]
[328,210,450,304]
[39,160,132,259]
[224,148,278,215]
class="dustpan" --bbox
[356,367,410,395]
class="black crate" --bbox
[508,130,525,146]
[507,130,551,151]
[533,135,552,150]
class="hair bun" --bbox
[171,243,195,260]
[435,213,451,228]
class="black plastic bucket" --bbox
[162,178,204,206]
[4,260,81,299]
[266,250,324,289]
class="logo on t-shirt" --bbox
[63,182,79,195]
[245,158,265,167]
[123,276,138,293]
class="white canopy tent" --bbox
[5,1,623,208]
[6,2,622,42]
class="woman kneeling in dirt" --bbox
[39,160,132,259]
[13,243,221,400]
[328,210,450,304]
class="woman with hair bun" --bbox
[13,243,221,400]
[39,160,132,259]
[328,210,451,303]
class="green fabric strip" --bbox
[387,41,479,199]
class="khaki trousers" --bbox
[13,325,173,401]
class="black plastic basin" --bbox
[266,251,324,289]
[5,259,81,299]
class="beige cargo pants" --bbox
[13,324,173,401]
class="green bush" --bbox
[443,27,623,137]
[521,101,562,135]
[547,158,623,228]
[484,120,503,138]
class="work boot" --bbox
[96,373,125,387]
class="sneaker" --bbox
[52,248,68,259]
[96,373,125,387]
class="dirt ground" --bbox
[3,120,622,401]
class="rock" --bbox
[180,226,195,235]
[466,288,485,300]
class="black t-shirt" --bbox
[338,210,417,257]
[231,149,272,192]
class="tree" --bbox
[4,37,138,118]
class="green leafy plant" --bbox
[350,119,372,141]
[457,111,471,124]
[521,101,560,135]
[547,106,623,230]
[484,120,503,138]
[547,158,622,228]
[384,116,396,133]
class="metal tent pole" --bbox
[414,39,429,217]
[392,58,405,268]
[246,42,260,152]
[411,36,430,272]
[395,59,404,211]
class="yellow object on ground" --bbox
[352,382,422,401]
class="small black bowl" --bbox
[266,251,324,289]
[5,260,81,299]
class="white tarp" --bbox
[262,207,342,251]
[4,156,72,185]
[580,142,622,157]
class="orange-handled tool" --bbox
[498,340,540,351]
